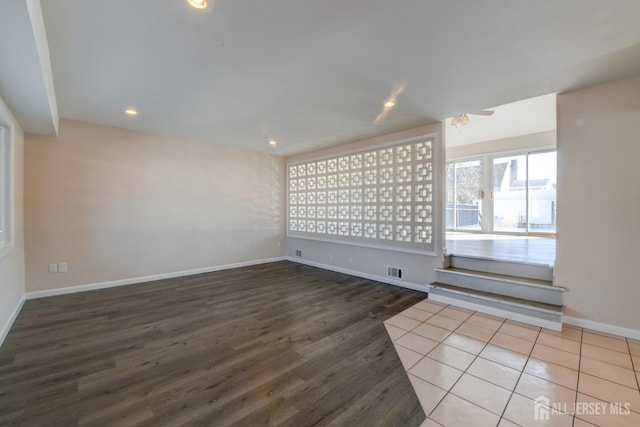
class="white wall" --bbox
[286,123,444,290]
[0,95,26,346]
[25,120,285,293]
[446,130,556,160]
[557,75,640,334]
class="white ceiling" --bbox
[445,93,557,147]
[0,0,58,134]
[2,0,640,154]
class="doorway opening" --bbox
[444,94,557,264]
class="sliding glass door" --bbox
[447,150,556,235]
[527,151,557,233]
[446,159,484,231]
[492,155,527,232]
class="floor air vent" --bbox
[387,266,402,279]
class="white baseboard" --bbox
[564,316,640,341]
[0,294,25,348]
[12,256,640,343]
[285,256,428,293]
[427,293,563,331]
[25,257,286,300]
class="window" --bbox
[0,124,13,260]
[446,149,556,234]
[492,150,557,233]
[492,154,528,232]
[287,136,437,254]
[446,158,484,230]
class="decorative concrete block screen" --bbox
[287,136,436,254]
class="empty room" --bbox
[1,1,640,426]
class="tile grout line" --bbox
[497,324,543,424]
[393,302,479,421]
[396,302,640,424]
[412,302,451,420]
[578,353,639,390]
[389,303,450,375]
[582,339,634,354]
[423,307,508,421]
[385,303,441,344]
[574,347,640,418]
[386,306,443,375]
[395,303,624,424]
[579,331,640,395]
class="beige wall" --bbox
[0,96,25,343]
[446,130,556,160]
[557,75,640,332]
[25,120,285,292]
[285,123,444,289]
[14,76,640,336]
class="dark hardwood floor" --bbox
[0,261,426,426]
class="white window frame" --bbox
[286,134,438,255]
[0,121,15,261]
[446,146,556,236]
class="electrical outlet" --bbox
[49,263,58,274]
[294,249,302,258]
[58,262,68,273]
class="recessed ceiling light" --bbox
[268,139,277,147]
[125,108,138,116]
[384,100,395,108]
[188,0,208,9]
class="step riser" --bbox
[435,270,563,306]
[428,289,563,331]
[449,256,553,282]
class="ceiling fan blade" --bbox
[469,110,495,116]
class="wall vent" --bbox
[294,249,302,258]
[387,266,402,279]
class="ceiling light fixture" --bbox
[450,114,469,127]
[187,0,208,9]
[374,85,405,124]
[125,108,138,116]
[450,110,495,127]
[268,139,277,147]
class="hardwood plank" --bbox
[0,261,425,426]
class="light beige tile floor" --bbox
[386,300,640,427]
